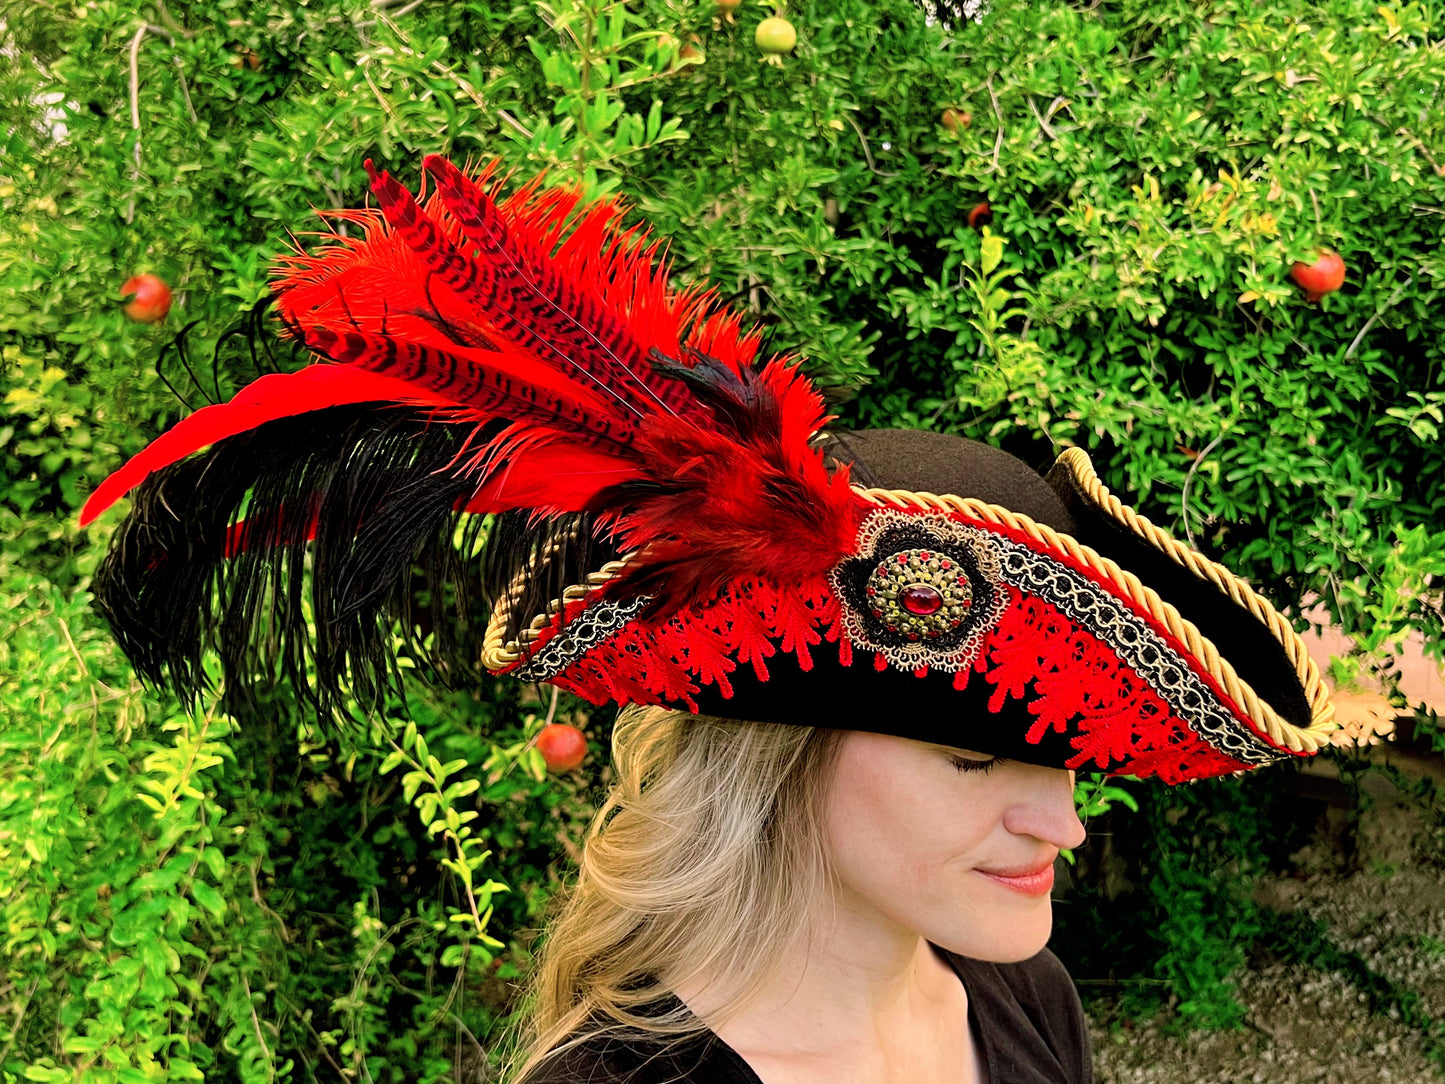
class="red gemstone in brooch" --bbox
[901,584,944,615]
[829,511,1009,675]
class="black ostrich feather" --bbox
[93,405,492,720]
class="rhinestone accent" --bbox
[829,511,1008,675]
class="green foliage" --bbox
[1,571,239,1082]
[8,0,1444,655]
[865,0,1445,666]
[0,546,601,1081]
[1054,768,1314,1027]
[4,0,1445,1076]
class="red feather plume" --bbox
[86,155,861,622]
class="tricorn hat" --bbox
[82,156,1336,785]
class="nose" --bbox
[1002,765,1087,851]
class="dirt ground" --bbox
[1084,751,1445,1084]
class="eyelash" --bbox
[949,755,1001,775]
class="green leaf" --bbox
[980,233,1004,277]
[199,846,225,882]
[190,880,226,919]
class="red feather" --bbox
[300,326,638,450]
[79,365,451,526]
[417,155,692,417]
[88,156,856,617]
[609,360,863,608]
[462,441,644,515]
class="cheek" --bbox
[824,765,996,893]
[825,766,912,890]
[825,815,932,915]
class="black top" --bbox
[521,947,1092,1084]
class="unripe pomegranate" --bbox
[755,17,797,54]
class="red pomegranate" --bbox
[1289,249,1346,303]
[536,723,588,772]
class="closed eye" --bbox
[949,754,1001,775]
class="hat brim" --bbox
[484,446,1335,784]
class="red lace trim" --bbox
[540,576,842,712]
[523,571,1253,783]
[956,511,1291,758]
[976,589,1249,784]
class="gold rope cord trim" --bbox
[481,452,1336,756]
[854,479,1338,755]
[481,546,636,671]
[1051,446,1335,733]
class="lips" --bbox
[975,860,1056,898]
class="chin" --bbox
[935,904,1054,964]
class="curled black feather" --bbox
[95,400,631,722]
[648,346,779,441]
[155,299,307,412]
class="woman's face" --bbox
[820,731,1086,963]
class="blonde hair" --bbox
[505,705,847,1082]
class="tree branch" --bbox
[126,23,181,224]
[1343,277,1413,361]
